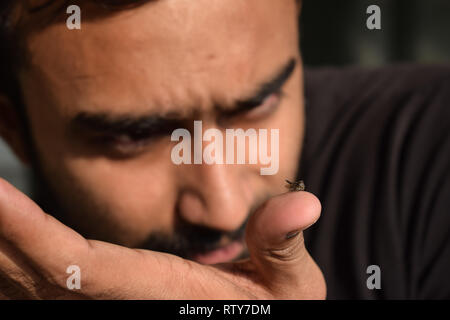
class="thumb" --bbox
[245,191,325,298]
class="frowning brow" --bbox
[222,58,297,116]
[69,57,297,136]
[70,112,186,138]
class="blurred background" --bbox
[1,0,449,196]
[301,0,450,66]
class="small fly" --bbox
[285,179,306,192]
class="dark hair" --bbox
[0,1,20,103]
[0,0,150,106]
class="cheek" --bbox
[274,68,305,180]
[280,99,304,168]
[80,157,174,213]
[49,146,179,242]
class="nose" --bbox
[176,163,251,233]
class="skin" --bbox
[0,0,326,299]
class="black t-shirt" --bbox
[299,64,450,299]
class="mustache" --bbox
[138,216,249,259]
[137,198,269,259]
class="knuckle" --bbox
[264,234,306,262]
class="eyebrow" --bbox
[223,57,297,117]
[70,112,185,140]
[70,57,297,137]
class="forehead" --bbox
[20,0,299,117]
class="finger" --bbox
[245,191,325,298]
[0,239,43,299]
[0,178,92,278]
[0,178,223,299]
[0,178,174,298]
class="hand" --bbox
[0,177,326,299]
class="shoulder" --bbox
[302,64,450,163]
[301,64,450,298]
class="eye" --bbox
[92,131,163,156]
[106,134,153,154]
[243,91,283,120]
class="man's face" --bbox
[17,0,304,264]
